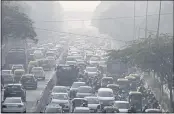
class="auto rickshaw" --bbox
[14,69,25,83]
[129,91,142,112]
[72,98,88,112]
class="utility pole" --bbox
[133,1,136,40]
[156,0,162,39]
[145,0,148,38]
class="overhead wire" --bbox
[7,13,173,23]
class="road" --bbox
[26,71,55,112]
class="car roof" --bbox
[78,86,91,88]
[73,98,87,100]
[14,69,25,72]
[102,77,113,79]
[115,101,129,104]
[73,82,86,84]
[117,78,129,81]
[75,107,90,110]
[2,70,12,72]
[32,67,43,69]
[52,93,68,95]
[85,96,98,99]
[53,86,67,88]
[98,88,113,92]
[145,109,162,112]
[129,91,142,95]
[5,97,22,100]
[7,83,22,86]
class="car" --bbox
[85,96,100,113]
[97,88,115,108]
[76,86,94,98]
[31,67,45,80]
[50,93,70,112]
[73,107,90,113]
[66,61,77,66]
[14,69,25,83]
[12,64,24,73]
[46,51,56,59]
[72,98,88,112]
[20,74,37,90]
[1,70,14,85]
[145,109,162,113]
[33,50,44,60]
[70,82,86,98]
[2,97,26,113]
[114,101,129,112]
[43,104,63,113]
[66,56,77,62]
[4,84,26,102]
[47,56,56,67]
[89,56,100,66]
[51,86,69,95]
[84,66,100,77]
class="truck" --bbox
[55,64,79,86]
[5,48,27,70]
[107,60,128,80]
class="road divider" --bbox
[32,46,67,112]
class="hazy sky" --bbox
[59,1,101,11]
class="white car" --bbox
[51,86,69,95]
[89,56,100,66]
[84,66,99,77]
[73,107,90,113]
[66,61,77,66]
[97,88,115,106]
[76,86,93,98]
[31,67,45,80]
[2,97,26,113]
[114,101,129,112]
[85,96,100,113]
[50,93,70,112]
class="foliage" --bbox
[107,34,173,82]
[2,1,37,43]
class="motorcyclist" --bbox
[142,105,148,112]
[128,105,136,113]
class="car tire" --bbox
[23,110,26,113]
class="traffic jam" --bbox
[1,36,162,113]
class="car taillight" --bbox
[2,105,7,108]
[18,105,23,108]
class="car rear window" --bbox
[5,98,21,103]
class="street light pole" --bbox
[145,0,148,38]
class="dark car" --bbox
[20,74,37,90]
[4,84,26,102]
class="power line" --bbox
[33,27,128,43]
[8,13,173,23]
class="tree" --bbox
[107,34,173,111]
[2,1,37,43]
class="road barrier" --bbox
[33,46,67,112]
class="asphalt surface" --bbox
[26,70,55,112]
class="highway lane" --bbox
[26,70,54,112]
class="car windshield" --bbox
[102,78,113,84]
[115,103,129,109]
[98,91,113,97]
[86,67,97,72]
[74,109,90,113]
[67,57,76,61]
[87,98,99,104]
[90,57,100,61]
[13,66,23,69]
[7,85,22,91]
[78,87,92,93]
[52,94,68,100]
[14,71,24,75]
[5,98,21,103]
[52,87,67,93]
[72,83,85,88]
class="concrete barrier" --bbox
[32,46,67,112]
